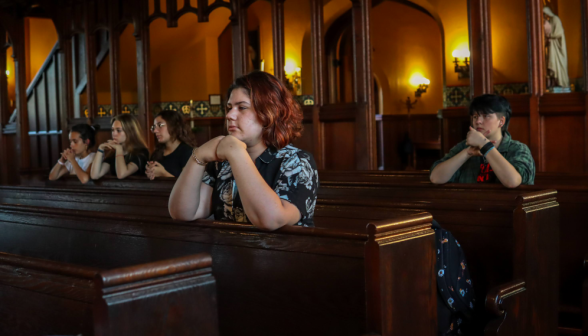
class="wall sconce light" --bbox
[406,75,430,113]
[284,61,301,96]
[5,70,9,76]
[415,80,429,98]
[452,49,470,79]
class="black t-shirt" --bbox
[202,145,319,227]
[153,142,193,177]
[104,147,149,176]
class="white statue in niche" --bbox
[543,6,570,92]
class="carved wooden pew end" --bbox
[0,252,218,336]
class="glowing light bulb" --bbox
[409,73,430,87]
[452,49,470,59]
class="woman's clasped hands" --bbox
[194,135,247,164]
[98,140,123,153]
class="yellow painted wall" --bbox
[284,0,312,94]
[436,0,469,87]
[491,0,528,83]
[247,0,274,75]
[24,18,58,87]
[371,1,443,115]
[559,1,584,81]
[148,7,231,102]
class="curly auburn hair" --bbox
[227,71,303,149]
[151,110,197,161]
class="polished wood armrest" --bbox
[485,280,526,336]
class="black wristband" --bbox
[480,142,495,156]
[97,149,104,154]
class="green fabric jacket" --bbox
[430,131,536,185]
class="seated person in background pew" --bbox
[146,110,197,180]
[91,114,150,180]
[169,71,319,230]
[49,124,99,184]
[430,94,535,188]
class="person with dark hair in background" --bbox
[146,110,197,180]
[49,124,100,184]
[169,71,319,230]
[430,94,535,188]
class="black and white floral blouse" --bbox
[202,144,319,227]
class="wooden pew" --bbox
[484,280,527,336]
[0,204,438,336]
[0,252,218,336]
[315,189,559,336]
[318,173,586,322]
[0,183,559,334]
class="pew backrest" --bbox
[0,252,218,336]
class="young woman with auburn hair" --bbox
[91,114,149,179]
[146,110,197,179]
[169,71,319,230]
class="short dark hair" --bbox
[468,94,512,131]
[71,123,100,148]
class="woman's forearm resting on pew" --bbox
[69,159,92,184]
[48,161,67,181]
[218,137,301,231]
[169,156,212,221]
[90,151,109,179]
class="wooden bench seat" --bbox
[0,252,217,336]
[0,204,438,336]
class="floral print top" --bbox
[202,145,319,227]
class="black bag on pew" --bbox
[433,220,475,335]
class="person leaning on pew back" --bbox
[146,110,197,180]
[169,71,319,231]
[49,123,99,184]
[90,114,150,180]
[430,94,535,188]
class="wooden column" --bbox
[468,0,493,96]
[84,3,98,119]
[136,3,154,150]
[310,0,325,169]
[109,2,122,116]
[0,25,9,184]
[528,0,545,170]
[231,0,248,79]
[58,35,74,147]
[351,0,376,170]
[271,0,285,82]
[13,16,29,175]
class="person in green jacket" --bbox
[430,94,535,188]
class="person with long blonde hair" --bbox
[91,114,149,179]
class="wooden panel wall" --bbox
[379,114,440,170]
[1,0,588,174]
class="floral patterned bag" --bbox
[433,220,475,335]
